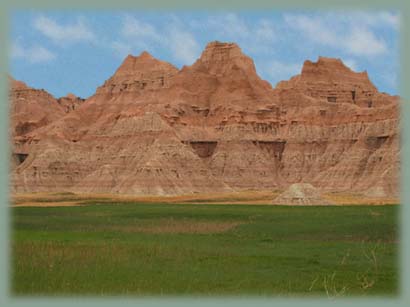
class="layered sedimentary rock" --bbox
[9,41,400,197]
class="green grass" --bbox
[11,203,399,297]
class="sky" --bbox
[10,10,400,98]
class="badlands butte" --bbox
[9,41,400,202]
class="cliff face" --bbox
[9,41,400,197]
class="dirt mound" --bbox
[273,183,333,205]
[364,186,389,198]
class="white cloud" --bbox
[193,13,277,55]
[111,13,291,65]
[345,27,387,56]
[208,13,250,39]
[263,60,302,82]
[110,15,160,58]
[110,11,394,71]
[342,11,400,30]
[121,15,162,42]
[284,14,337,46]
[111,41,133,58]
[167,26,200,64]
[11,41,56,63]
[343,58,358,71]
[284,13,389,57]
[33,15,95,45]
[255,19,276,43]
[114,15,200,64]
[205,13,277,44]
[379,11,400,29]
[111,39,151,58]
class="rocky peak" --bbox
[9,78,66,139]
[114,51,160,77]
[139,51,154,59]
[9,77,55,102]
[303,57,349,73]
[57,93,84,113]
[192,41,258,76]
[275,56,379,106]
[300,56,375,88]
[96,51,179,95]
[65,93,78,100]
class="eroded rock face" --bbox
[9,41,400,197]
[9,76,65,138]
[9,76,87,171]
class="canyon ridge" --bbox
[9,41,400,198]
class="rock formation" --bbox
[9,76,65,138]
[9,41,400,197]
[9,76,67,170]
[273,183,332,205]
[57,93,85,113]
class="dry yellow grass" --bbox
[10,190,278,207]
[324,192,398,206]
[10,189,399,207]
[12,201,81,207]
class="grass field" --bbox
[11,202,399,297]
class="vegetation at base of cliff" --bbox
[11,203,398,297]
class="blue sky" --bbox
[10,10,400,98]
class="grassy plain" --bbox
[11,197,398,297]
